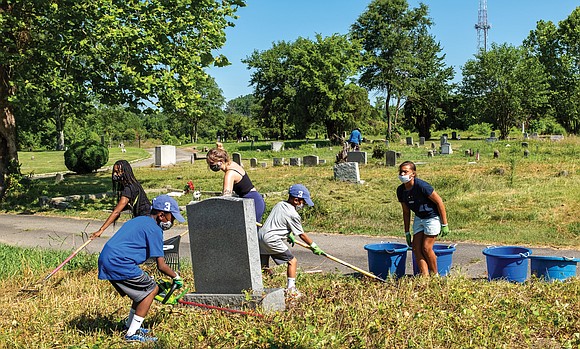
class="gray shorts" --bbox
[260,250,295,268]
[109,272,157,303]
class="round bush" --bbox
[64,141,109,174]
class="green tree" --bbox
[403,32,454,139]
[350,0,432,140]
[461,43,550,139]
[525,8,580,134]
[244,40,294,139]
[0,0,243,197]
[244,34,361,141]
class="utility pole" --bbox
[475,0,491,52]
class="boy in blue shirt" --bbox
[98,194,185,343]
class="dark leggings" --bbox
[243,190,266,223]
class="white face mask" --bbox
[296,203,305,211]
[398,175,412,183]
[159,220,173,231]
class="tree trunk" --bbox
[385,90,392,140]
[0,65,20,198]
[55,105,65,150]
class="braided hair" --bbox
[112,160,139,202]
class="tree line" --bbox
[1,0,579,197]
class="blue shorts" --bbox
[413,216,441,236]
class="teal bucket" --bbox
[412,244,457,276]
[482,246,532,282]
[364,242,409,278]
[530,256,579,282]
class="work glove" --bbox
[405,232,412,246]
[440,224,449,238]
[287,233,296,247]
[173,274,184,289]
[310,242,325,256]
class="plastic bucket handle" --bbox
[563,257,576,261]
[448,244,457,249]
[519,252,530,258]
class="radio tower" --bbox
[475,0,491,52]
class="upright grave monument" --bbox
[184,197,285,312]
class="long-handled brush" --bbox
[293,240,386,283]
[20,238,94,293]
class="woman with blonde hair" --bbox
[207,143,266,222]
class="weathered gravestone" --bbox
[318,159,327,165]
[531,132,539,139]
[289,157,302,166]
[441,143,453,155]
[440,135,447,146]
[487,132,498,142]
[271,141,284,152]
[524,149,530,157]
[431,142,436,149]
[406,137,414,146]
[523,132,529,139]
[250,158,258,168]
[154,145,176,167]
[273,158,284,166]
[419,137,425,146]
[427,150,434,157]
[521,142,529,148]
[303,155,319,167]
[55,173,64,184]
[451,131,457,140]
[333,162,361,183]
[347,151,367,164]
[232,152,243,166]
[260,162,267,168]
[185,197,285,312]
[385,150,396,167]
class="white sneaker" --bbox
[285,287,302,298]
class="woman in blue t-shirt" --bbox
[396,161,449,276]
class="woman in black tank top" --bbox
[207,143,266,222]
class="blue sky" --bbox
[206,1,579,102]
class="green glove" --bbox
[440,224,449,237]
[310,242,325,256]
[287,233,296,247]
[405,232,412,246]
[173,274,184,289]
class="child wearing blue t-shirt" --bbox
[98,195,185,343]
[396,161,449,276]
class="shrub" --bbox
[64,140,109,174]
[372,143,388,159]
[467,122,493,136]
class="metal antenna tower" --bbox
[474,0,491,52]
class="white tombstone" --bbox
[154,145,176,167]
[441,143,453,155]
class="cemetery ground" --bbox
[0,135,578,348]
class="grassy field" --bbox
[0,245,578,348]
[1,136,579,348]
[9,135,580,248]
[19,147,150,175]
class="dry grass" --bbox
[1,268,579,348]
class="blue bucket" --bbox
[482,246,532,282]
[530,256,579,282]
[412,244,457,276]
[364,242,409,278]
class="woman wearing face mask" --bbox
[91,160,151,239]
[206,142,266,223]
[396,161,449,276]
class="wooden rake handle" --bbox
[293,240,386,283]
[42,238,94,281]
